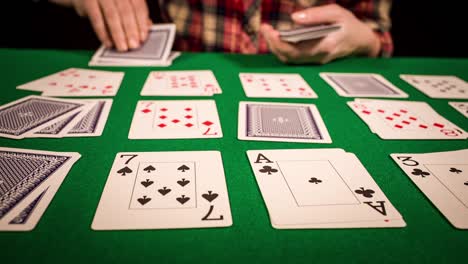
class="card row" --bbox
[2,147,466,231]
[16,68,468,99]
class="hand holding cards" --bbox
[279,24,341,43]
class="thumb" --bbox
[291,4,343,25]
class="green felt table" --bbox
[1,49,467,264]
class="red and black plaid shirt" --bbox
[156,0,393,57]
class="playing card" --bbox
[65,99,113,137]
[448,102,468,118]
[279,24,341,43]
[320,73,408,98]
[91,151,232,230]
[141,70,222,96]
[129,100,222,139]
[400,74,468,99]
[247,149,405,228]
[391,149,468,229]
[89,52,181,67]
[348,99,467,139]
[90,24,176,66]
[0,96,87,139]
[0,147,81,231]
[17,68,124,97]
[239,73,317,98]
[238,101,332,143]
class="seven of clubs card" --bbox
[238,101,331,143]
[247,149,405,229]
[239,73,317,98]
[92,151,232,230]
[392,149,468,229]
[141,70,222,96]
[129,100,222,139]
[320,73,408,98]
[400,74,468,99]
[17,68,124,97]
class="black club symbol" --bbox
[449,167,462,174]
[259,166,278,175]
[308,177,322,184]
[411,168,430,178]
[354,187,375,198]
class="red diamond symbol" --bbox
[142,109,151,113]
[202,121,213,126]
[160,108,168,112]
[184,108,192,111]
[172,119,180,123]
[158,123,167,128]
[362,110,371,115]
[433,123,444,128]
[185,115,193,119]
[159,115,167,119]
[185,123,194,127]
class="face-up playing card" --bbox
[0,96,86,139]
[141,70,222,96]
[400,74,468,99]
[391,149,468,229]
[129,100,222,139]
[0,147,81,231]
[239,73,317,98]
[17,68,124,97]
[91,151,232,230]
[448,102,468,118]
[320,73,408,98]
[348,99,467,139]
[247,149,405,228]
[238,101,331,143]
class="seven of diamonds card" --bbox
[91,151,232,230]
[128,100,222,139]
[239,73,317,98]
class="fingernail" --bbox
[292,12,306,20]
[141,31,148,41]
[119,43,128,52]
[129,39,139,49]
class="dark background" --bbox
[1,0,466,57]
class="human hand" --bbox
[260,4,381,64]
[71,0,152,51]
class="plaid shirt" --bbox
[156,0,393,57]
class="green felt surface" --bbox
[0,49,467,264]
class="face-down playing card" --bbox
[391,149,468,229]
[348,99,467,140]
[320,73,408,98]
[129,100,222,139]
[246,149,405,229]
[141,70,222,96]
[239,73,317,98]
[238,101,331,143]
[400,75,468,99]
[91,151,232,230]
[0,147,81,231]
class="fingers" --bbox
[84,0,112,48]
[131,0,151,42]
[291,4,348,26]
[98,0,127,51]
[115,0,140,49]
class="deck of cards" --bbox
[400,74,468,99]
[391,149,468,229]
[0,147,80,231]
[247,149,406,229]
[348,99,467,139]
[92,151,232,230]
[0,96,112,139]
[17,68,124,97]
[89,24,178,67]
[279,24,341,43]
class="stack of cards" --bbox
[128,100,222,139]
[320,73,408,98]
[279,24,341,43]
[246,149,406,229]
[348,99,467,139]
[238,101,332,143]
[239,73,317,98]
[0,147,80,231]
[89,24,178,67]
[92,151,232,230]
[0,96,112,139]
[449,102,468,117]
[400,74,468,99]
[141,70,222,96]
[391,149,468,229]
[17,68,124,97]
